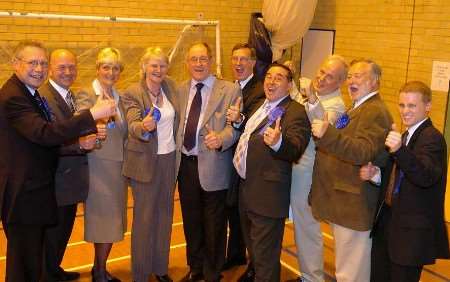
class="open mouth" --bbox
[349,85,358,93]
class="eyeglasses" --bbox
[188,56,210,64]
[17,58,49,69]
[265,73,287,84]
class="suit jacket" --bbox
[75,84,127,162]
[39,82,89,206]
[122,78,179,183]
[0,74,96,224]
[175,77,241,191]
[241,75,265,117]
[374,118,450,265]
[239,96,311,218]
[310,94,393,231]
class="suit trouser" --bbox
[240,207,285,282]
[2,222,45,282]
[332,223,371,282]
[44,203,77,279]
[371,207,423,282]
[178,154,227,282]
[291,162,324,282]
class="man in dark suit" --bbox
[223,43,265,271]
[0,41,115,282]
[232,63,311,282]
[40,49,95,281]
[175,42,241,282]
[362,81,450,282]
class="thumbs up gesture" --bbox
[142,108,156,132]
[226,97,243,123]
[311,111,329,138]
[263,117,282,146]
[204,124,223,150]
[385,123,402,153]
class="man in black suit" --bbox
[361,81,450,282]
[223,43,265,271]
[40,49,96,281]
[0,41,115,282]
[231,63,311,282]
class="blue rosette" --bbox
[142,107,161,138]
[335,113,350,129]
[258,106,285,135]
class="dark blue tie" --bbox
[393,131,409,195]
[183,82,204,151]
[33,90,52,122]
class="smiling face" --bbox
[144,57,168,88]
[313,58,345,95]
[398,91,431,127]
[346,61,378,102]
[186,44,212,81]
[231,47,255,82]
[96,60,121,89]
[264,66,292,102]
[13,46,48,89]
[49,50,77,90]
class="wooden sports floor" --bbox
[1,188,449,282]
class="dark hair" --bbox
[187,42,213,59]
[265,63,293,81]
[399,81,432,103]
[231,43,256,59]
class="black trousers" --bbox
[371,206,423,282]
[178,154,227,282]
[43,203,78,279]
[2,222,46,282]
[239,207,285,282]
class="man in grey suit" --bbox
[175,42,241,282]
[39,49,97,281]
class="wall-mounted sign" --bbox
[431,61,450,92]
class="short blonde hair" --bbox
[96,47,123,72]
[140,47,169,79]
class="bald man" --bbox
[40,49,94,281]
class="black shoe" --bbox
[155,274,173,282]
[237,266,255,282]
[53,267,80,281]
[222,257,247,270]
[182,271,204,282]
[91,268,121,282]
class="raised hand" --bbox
[226,96,242,123]
[204,124,223,149]
[385,123,402,153]
[312,111,329,138]
[96,123,107,141]
[90,96,116,121]
[359,161,378,181]
[263,117,282,146]
[142,108,156,132]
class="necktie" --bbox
[183,82,204,151]
[65,90,76,113]
[385,131,409,206]
[233,101,271,179]
[33,90,52,122]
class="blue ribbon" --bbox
[335,113,350,129]
[142,107,161,138]
[258,106,285,135]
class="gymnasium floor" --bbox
[1,188,449,282]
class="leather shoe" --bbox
[55,269,80,281]
[222,257,247,270]
[155,274,173,282]
[182,270,204,282]
[91,268,121,282]
[237,266,255,282]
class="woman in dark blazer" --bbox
[121,47,179,282]
[76,47,128,282]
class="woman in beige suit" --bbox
[76,47,127,282]
[121,47,178,282]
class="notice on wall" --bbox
[431,61,450,92]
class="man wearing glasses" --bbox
[175,42,241,282]
[230,63,310,282]
[0,41,115,282]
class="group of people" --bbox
[0,39,448,282]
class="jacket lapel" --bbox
[253,96,291,134]
[200,80,224,128]
[406,118,432,149]
[49,84,73,119]
[179,81,190,131]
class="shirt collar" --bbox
[266,94,289,109]
[405,117,429,145]
[49,79,70,97]
[237,73,254,89]
[92,79,119,102]
[25,85,36,96]
[190,75,215,90]
[353,91,378,109]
